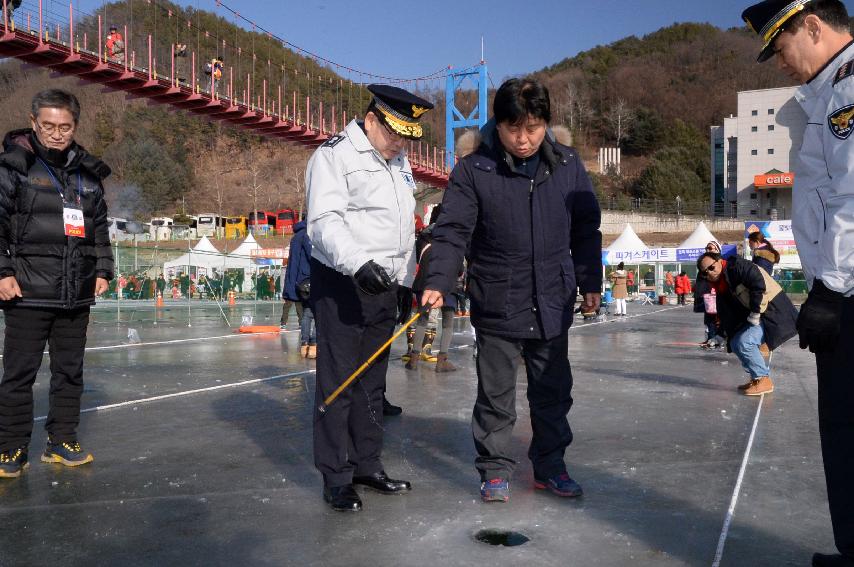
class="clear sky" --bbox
[71,0,854,83]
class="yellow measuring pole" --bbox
[319,309,424,413]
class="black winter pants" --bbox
[311,260,396,488]
[0,306,90,452]
[817,296,854,558]
[473,330,574,482]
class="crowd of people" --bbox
[0,2,852,563]
[104,268,285,301]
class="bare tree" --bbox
[574,94,596,147]
[605,98,634,148]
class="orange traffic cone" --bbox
[156,291,164,307]
[228,291,236,306]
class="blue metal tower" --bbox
[445,63,488,170]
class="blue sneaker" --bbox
[480,478,510,502]
[534,472,583,497]
[41,441,94,467]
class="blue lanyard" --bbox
[37,157,82,207]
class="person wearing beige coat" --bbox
[610,262,629,316]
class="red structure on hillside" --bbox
[0,0,450,188]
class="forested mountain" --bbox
[531,22,803,203]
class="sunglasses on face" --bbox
[698,263,718,276]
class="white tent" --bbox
[163,236,227,276]
[225,233,260,270]
[678,222,719,249]
[607,224,649,252]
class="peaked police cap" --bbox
[742,0,816,62]
[367,84,434,140]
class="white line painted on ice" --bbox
[33,369,316,422]
[711,394,765,567]
[0,329,297,358]
[87,329,298,351]
[570,305,684,329]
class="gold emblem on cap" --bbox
[412,105,429,119]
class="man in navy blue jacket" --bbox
[281,220,310,330]
[421,78,602,502]
[284,220,314,355]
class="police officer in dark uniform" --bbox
[743,2,854,565]
[306,85,433,512]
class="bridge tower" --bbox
[445,63,488,170]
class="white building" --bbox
[710,86,804,219]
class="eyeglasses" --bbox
[381,120,403,141]
[35,120,74,136]
[371,113,402,141]
[698,262,719,276]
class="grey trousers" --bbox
[473,330,574,481]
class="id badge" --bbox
[63,206,86,238]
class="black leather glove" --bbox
[396,286,414,324]
[797,279,844,353]
[354,260,392,295]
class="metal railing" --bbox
[598,197,739,218]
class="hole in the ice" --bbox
[474,529,530,547]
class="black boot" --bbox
[382,395,402,416]
[323,484,362,512]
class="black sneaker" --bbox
[0,446,29,478]
[41,440,94,467]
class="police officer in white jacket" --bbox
[744,2,854,565]
[306,84,433,512]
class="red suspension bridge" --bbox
[0,0,454,188]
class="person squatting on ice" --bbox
[695,251,797,396]
[421,77,602,503]
[0,89,114,478]
[305,84,433,512]
[743,1,854,563]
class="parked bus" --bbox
[224,216,248,239]
[248,210,275,235]
[196,213,223,238]
[150,217,174,241]
[108,217,129,241]
[275,208,297,234]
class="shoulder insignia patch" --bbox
[321,135,345,148]
[828,104,854,140]
[834,60,854,87]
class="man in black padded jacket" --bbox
[0,89,113,478]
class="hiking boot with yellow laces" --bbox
[41,440,94,467]
[0,446,29,478]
